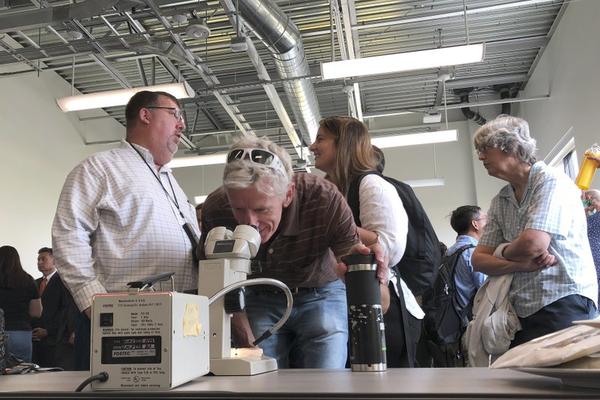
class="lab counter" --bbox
[0,367,599,399]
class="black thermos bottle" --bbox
[342,253,386,371]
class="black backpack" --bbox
[422,244,475,367]
[347,171,441,297]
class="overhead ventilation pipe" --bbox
[459,92,487,126]
[236,0,321,144]
[495,85,519,116]
[500,87,512,115]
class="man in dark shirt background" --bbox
[32,247,77,370]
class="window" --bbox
[544,127,578,180]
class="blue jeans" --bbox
[511,294,598,348]
[6,330,32,362]
[245,279,348,369]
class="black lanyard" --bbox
[128,141,182,214]
[127,141,199,260]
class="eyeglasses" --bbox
[475,146,489,156]
[146,106,185,121]
[227,148,286,175]
[476,145,507,156]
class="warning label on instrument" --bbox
[102,336,161,364]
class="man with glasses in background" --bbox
[200,136,387,369]
[447,206,488,321]
[52,91,200,370]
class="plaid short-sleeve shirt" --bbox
[480,161,598,317]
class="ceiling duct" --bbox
[495,85,520,116]
[236,0,320,144]
[456,89,487,126]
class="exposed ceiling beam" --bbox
[363,94,550,119]
[90,52,131,88]
[521,2,568,90]
[0,34,43,72]
[444,73,529,89]
[0,0,120,32]
[29,0,48,8]
[220,0,305,158]
[143,0,253,136]
[199,105,225,130]
[353,0,561,31]
[339,0,362,120]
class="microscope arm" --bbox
[208,278,293,346]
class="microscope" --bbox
[87,225,291,390]
[199,225,291,375]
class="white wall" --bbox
[466,0,600,219]
[374,120,477,246]
[172,163,225,205]
[517,0,600,189]
[0,71,122,277]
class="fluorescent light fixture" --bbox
[321,44,484,80]
[371,129,457,149]
[194,195,208,205]
[364,110,415,119]
[169,130,457,169]
[56,82,195,112]
[168,152,227,168]
[404,178,445,188]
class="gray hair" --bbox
[586,189,600,201]
[223,136,294,198]
[473,115,537,164]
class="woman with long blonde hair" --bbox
[310,116,422,367]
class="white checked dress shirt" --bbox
[52,141,200,311]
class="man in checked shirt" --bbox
[52,91,200,370]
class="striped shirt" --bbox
[52,141,200,311]
[480,161,598,317]
[201,173,359,288]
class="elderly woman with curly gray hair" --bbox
[471,115,598,348]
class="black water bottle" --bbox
[342,253,386,371]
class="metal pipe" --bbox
[236,0,321,144]
[363,95,551,119]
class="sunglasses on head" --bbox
[226,148,286,174]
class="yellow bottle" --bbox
[575,143,600,190]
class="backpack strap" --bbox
[346,171,381,227]
[395,280,415,367]
[448,244,476,329]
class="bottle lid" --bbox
[341,253,376,266]
[585,143,600,157]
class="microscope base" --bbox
[210,356,277,376]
